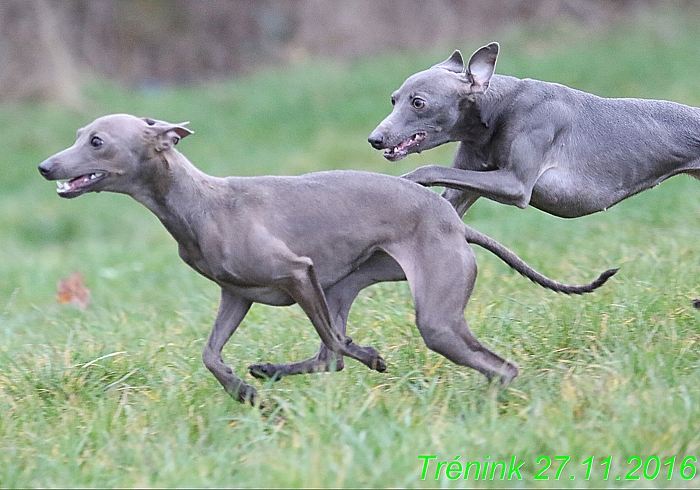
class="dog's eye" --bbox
[390,96,396,106]
[90,136,103,148]
[412,97,426,109]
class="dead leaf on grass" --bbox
[56,271,91,310]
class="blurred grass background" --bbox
[1,4,700,488]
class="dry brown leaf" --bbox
[56,271,90,310]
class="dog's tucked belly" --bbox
[222,284,296,306]
[531,160,690,218]
[529,185,604,218]
[530,165,632,218]
[199,253,391,307]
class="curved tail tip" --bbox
[559,267,619,295]
[600,267,619,280]
[590,267,619,290]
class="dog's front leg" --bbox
[202,288,257,404]
[402,164,532,208]
[441,188,482,217]
[441,143,488,217]
[403,132,553,209]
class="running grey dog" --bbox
[368,42,700,218]
[38,114,616,405]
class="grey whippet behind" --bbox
[368,42,700,218]
[38,114,616,405]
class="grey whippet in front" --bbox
[38,114,616,405]
[369,42,700,218]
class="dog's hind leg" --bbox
[275,254,388,375]
[400,241,518,384]
[202,288,259,404]
[249,252,404,380]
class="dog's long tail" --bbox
[465,227,617,295]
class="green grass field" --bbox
[2,9,700,488]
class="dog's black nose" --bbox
[368,133,385,149]
[38,160,53,177]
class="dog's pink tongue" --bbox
[58,173,99,194]
[67,175,92,191]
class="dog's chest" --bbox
[177,242,215,280]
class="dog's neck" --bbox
[132,148,226,247]
[455,74,520,143]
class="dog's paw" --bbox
[361,346,387,373]
[229,382,259,406]
[373,355,387,373]
[248,362,283,382]
[341,342,387,373]
[400,167,434,186]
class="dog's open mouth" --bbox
[56,172,107,198]
[383,132,426,162]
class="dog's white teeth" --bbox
[56,181,70,193]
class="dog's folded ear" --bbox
[433,50,464,73]
[465,42,499,94]
[142,117,195,152]
[155,125,194,152]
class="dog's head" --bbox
[368,42,498,162]
[38,114,193,198]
